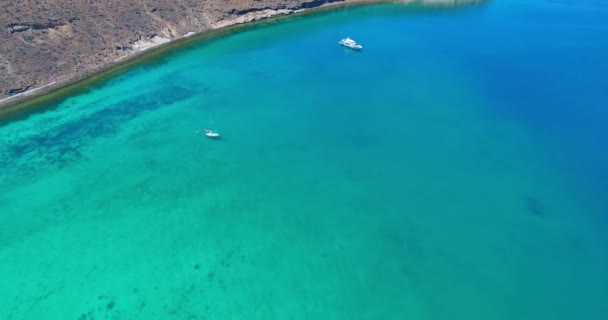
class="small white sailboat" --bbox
[204,129,220,138]
[339,37,363,50]
[203,111,220,138]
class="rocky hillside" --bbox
[0,0,481,102]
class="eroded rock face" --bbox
[0,0,482,100]
[1,0,215,99]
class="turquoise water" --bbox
[1,1,607,319]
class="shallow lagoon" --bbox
[1,1,607,319]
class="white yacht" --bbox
[204,129,220,138]
[339,37,363,50]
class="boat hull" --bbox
[339,42,363,50]
[204,130,221,138]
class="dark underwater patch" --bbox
[525,195,545,217]
[0,84,195,179]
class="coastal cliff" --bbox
[0,0,483,106]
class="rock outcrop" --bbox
[0,0,484,105]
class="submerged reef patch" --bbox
[525,195,545,217]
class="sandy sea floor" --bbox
[1,2,607,319]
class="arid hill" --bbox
[0,0,482,103]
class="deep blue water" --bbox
[472,0,608,213]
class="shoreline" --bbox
[0,0,484,116]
